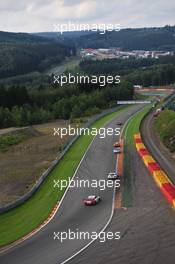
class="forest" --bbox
[0,80,134,128]
[0,31,75,79]
[74,26,175,51]
[1,56,175,128]
[0,26,175,128]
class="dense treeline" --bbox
[126,64,175,86]
[0,86,30,107]
[0,81,133,128]
[1,26,175,129]
[1,56,175,128]
[75,26,175,51]
[0,72,50,89]
[1,26,175,80]
[80,56,175,76]
[79,58,175,87]
[0,31,75,79]
[34,26,175,51]
[0,31,46,42]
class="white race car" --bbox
[113,147,121,154]
[107,172,118,180]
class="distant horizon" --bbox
[1,24,175,34]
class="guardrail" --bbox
[0,106,122,214]
[140,91,175,131]
[162,91,175,109]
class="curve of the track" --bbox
[0,105,144,264]
[66,107,175,264]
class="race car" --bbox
[107,172,118,180]
[113,142,121,148]
[83,195,101,206]
[113,147,121,154]
[116,122,123,126]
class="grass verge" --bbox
[122,106,151,207]
[154,109,175,152]
[0,107,128,247]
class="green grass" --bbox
[154,109,175,152]
[122,106,151,207]
[0,107,129,247]
[0,134,27,152]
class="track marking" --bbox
[0,110,124,254]
[0,136,97,254]
[59,156,119,264]
[0,106,145,259]
[59,106,145,264]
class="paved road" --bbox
[66,108,175,264]
[0,105,143,264]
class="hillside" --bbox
[154,109,175,152]
[1,26,175,79]
[33,31,94,39]
[75,26,175,51]
[0,31,46,42]
[0,31,73,79]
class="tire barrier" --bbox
[134,133,175,209]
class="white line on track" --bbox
[0,135,97,255]
[0,110,121,254]
[0,106,145,257]
[59,106,146,264]
[59,148,118,264]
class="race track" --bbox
[67,108,175,264]
[0,105,143,264]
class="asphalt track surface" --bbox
[67,109,175,264]
[0,105,143,264]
